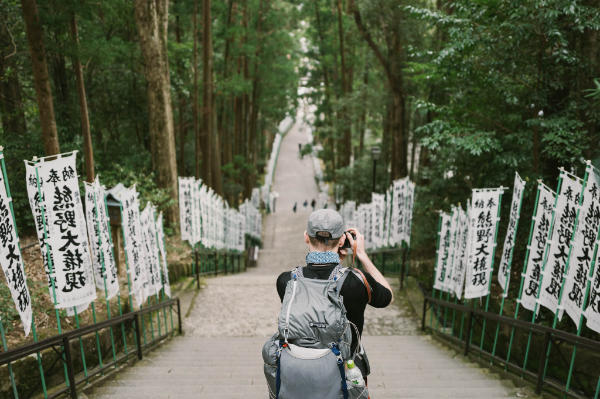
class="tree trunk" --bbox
[20,0,60,155]
[70,15,95,182]
[134,0,179,226]
[175,4,187,176]
[194,0,204,180]
[203,0,222,194]
[336,0,351,167]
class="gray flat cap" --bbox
[307,209,344,239]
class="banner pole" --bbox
[33,162,70,385]
[103,195,128,356]
[0,320,18,398]
[492,181,525,360]
[72,309,89,378]
[156,219,168,333]
[505,181,541,368]
[565,237,599,392]
[163,231,174,332]
[523,174,563,372]
[91,187,118,367]
[430,214,443,330]
[479,191,504,352]
[541,168,589,380]
[1,152,49,397]
[118,202,138,350]
[449,208,462,336]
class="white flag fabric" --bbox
[0,154,32,336]
[563,164,600,326]
[392,178,407,245]
[442,207,461,293]
[433,212,452,291]
[497,173,526,295]
[404,180,416,246]
[84,178,119,299]
[191,179,202,245]
[372,193,385,249]
[585,232,600,333]
[538,173,582,316]
[520,183,556,312]
[112,185,147,307]
[36,154,97,309]
[140,205,162,297]
[156,212,171,298]
[464,188,503,299]
[25,162,65,306]
[178,177,193,243]
[452,205,470,299]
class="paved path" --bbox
[86,105,534,398]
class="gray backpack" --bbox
[262,265,370,399]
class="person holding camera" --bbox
[275,209,393,384]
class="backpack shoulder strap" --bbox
[333,266,349,293]
[351,269,372,304]
[290,266,303,279]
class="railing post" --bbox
[536,331,552,394]
[400,246,408,289]
[422,297,428,331]
[464,310,474,356]
[195,249,200,290]
[62,336,77,399]
[177,298,183,335]
[134,314,143,360]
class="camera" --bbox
[341,231,357,249]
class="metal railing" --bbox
[0,298,181,399]
[367,245,410,287]
[422,296,600,398]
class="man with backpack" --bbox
[263,209,393,398]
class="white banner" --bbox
[497,173,526,295]
[37,154,97,309]
[538,173,582,316]
[141,205,162,298]
[563,165,600,326]
[392,178,407,245]
[404,180,416,245]
[520,183,556,312]
[178,177,193,243]
[452,205,470,299]
[433,212,451,291]
[442,207,461,293]
[25,162,65,306]
[191,179,202,245]
[84,178,119,299]
[372,193,385,249]
[0,154,32,335]
[155,212,171,297]
[585,231,600,333]
[384,187,393,246]
[464,188,503,299]
[113,185,147,306]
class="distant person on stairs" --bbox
[274,209,393,389]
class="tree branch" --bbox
[349,0,395,87]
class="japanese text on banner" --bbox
[464,189,503,299]
[520,183,555,312]
[38,154,97,309]
[0,154,32,335]
[538,174,582,316]
[498,173,526,295]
